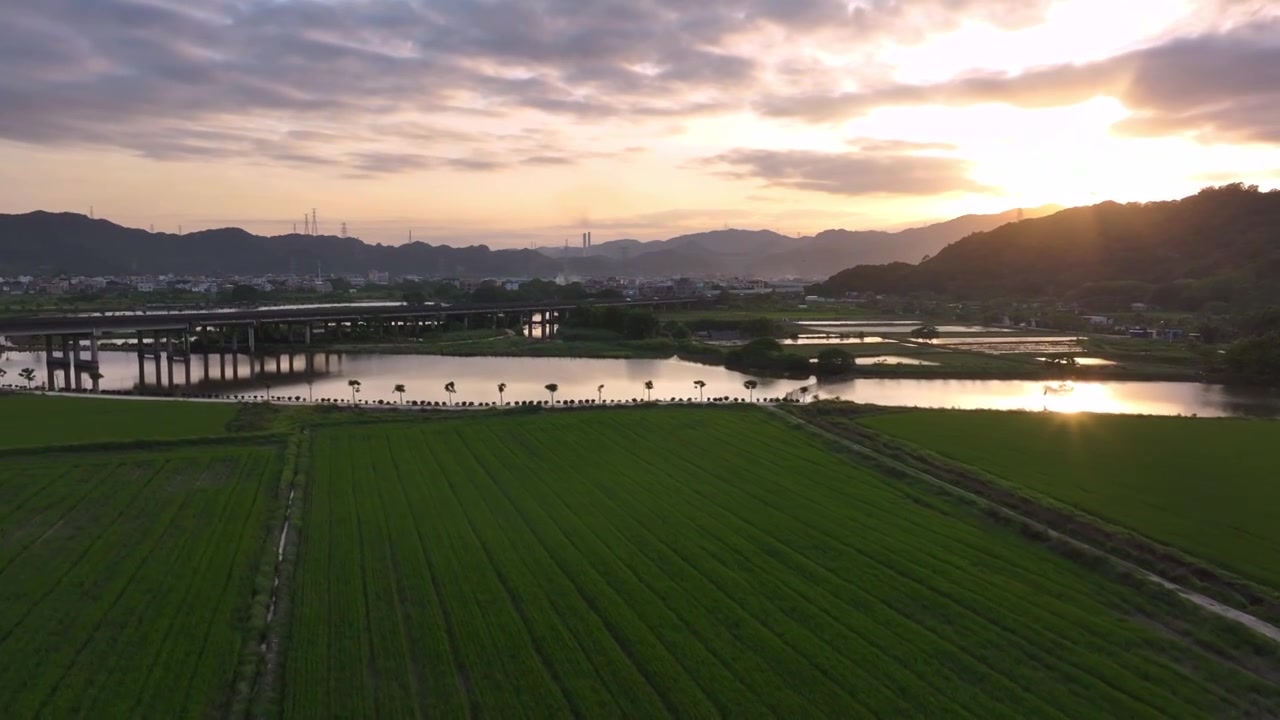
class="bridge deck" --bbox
[0,297,700,337]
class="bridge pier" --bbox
[166,336,175,390]
[90,335,100,392]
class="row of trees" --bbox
[338,378,765,404]
[0,367,39,387]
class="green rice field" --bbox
[284,407,1279,718]
[0,395,237,449]
[0,444,280,717]
[861,410,1280,591]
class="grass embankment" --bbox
[0,394,238,449]
[659,305,876,322]
[283,407,1280,718]
[0,445,281,717]
[861,410,1280,593]
[1082,335,1208,375]
[322,328,684,359]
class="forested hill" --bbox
[816,185,1280,309]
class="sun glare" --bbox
[1040,382,1120,415]
[881,0,1193,84]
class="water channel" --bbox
[3,349,1280,418]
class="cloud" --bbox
[760,18,1280,144]
[704,144,990,196]
[0,0,1063,172]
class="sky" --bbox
[1,0,1278,247]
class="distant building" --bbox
[673,277,699,296]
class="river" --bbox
[2,350,1278,418]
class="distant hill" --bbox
[0,212,563,278]
[540,206,1060,277]
[817,185,1280,308]
[0,203,1057,279]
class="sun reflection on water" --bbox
[1039,382,1121,414]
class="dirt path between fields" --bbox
[769,406,1280,645]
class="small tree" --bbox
[545,383,559,404]
[88,370,104,389]
[798,385,810,402]
[816,348,855,375]
[911,325,940,341]
[348,378,361,402]
[497,382,507,405]
[694,380,706,401]
[444,381,456,406]
[263,379,273,402]
[597,384,605,403]
[743,379,758,402]
[643,380,654,401]
[394,383,406,403]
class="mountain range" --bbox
[537,205,1060,277]
[0,205,1057,279]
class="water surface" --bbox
[3,350,1277,418]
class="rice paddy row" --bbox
[2,395,1278,717]
[283,408,1280,717]
[0,445,279,717]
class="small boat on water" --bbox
[1043,381,1075,395]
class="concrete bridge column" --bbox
[46,335,56,390]
[231,331,239,379]
[90,335,100,392]
[183,332,192,387]
[305,324,312,346]
[152,332,163,387]
[166,335,176,389]
[135,332,146,387]
[61,336,72,390]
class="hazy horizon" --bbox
[7,200,1076,250]
[2,0,1278,247]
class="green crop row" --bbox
[0,447,279,718]
[860,410,1280,591]
[283,408,1280,717]
[0,395,239,450]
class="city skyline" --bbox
[2,0,1278,246]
